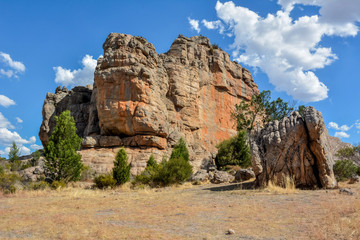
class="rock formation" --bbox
[249,107,337,189]
[39,86,94,144]
[39,33,259,174]
[328,136,360,165]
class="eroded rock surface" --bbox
[39,33,259,174]
[39,86,95,145]
[250,107,337,189]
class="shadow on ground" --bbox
[203,181,256,191]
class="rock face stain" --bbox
[39,33,259,174]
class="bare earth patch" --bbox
[0,181,359,240]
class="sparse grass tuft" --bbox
[265,176,297,194]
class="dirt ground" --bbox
[0,180,359,240]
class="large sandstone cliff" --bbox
[39,33,259,174]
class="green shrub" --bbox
[133,139,193,187]
[132,155,160,186]
[94,174,116,189]
[80,165,96,181]
[9,159,33,172]
[170,138,189,161]
[215,130,251,169]
[336,147,356,159]
[333,160,358,181]
[10,160,23,171]
[212,43,219,49]
[154,157,193,186]
[113,148,131,185]
[0,165,4,177]
[133,173,152,185]
[155,138,192,186]
[7,185,17,194]
[50,180,67,190]
[20,162,32,170]
[29,181,49,190]
[147,154,158,169]
[31,151,41,166]
[0,172,22,193]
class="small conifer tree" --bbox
[44,110,83,183]
[170,138,189,161]
[113,147,130,185]
[8,142,20,163]
[146,154,158,169]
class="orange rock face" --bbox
[93,33,258,171]
[40,33,259,174]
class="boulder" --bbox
[250,107,337,189]
[19,166,44,182]
[234,169,255,182]
[190,169,209,182]
[211,170,234,184]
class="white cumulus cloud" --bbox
[30,144,43,150]
[53,54,97,87]
[0,128,35,147]
[0,112,37,157]
[0,95,16,107]
[355,120,360,134]
[19,146,31,156]
[0,69,14,78]
[335,131,350,139]
[29,136,36,144]
[278,0,360,30]
[202,19,225,34]
[16,117,23,123]
[328,122,352,131]
[188,17,201,33]
[202,1,360,102]
[0,52,25,78]
[0,112,14,129]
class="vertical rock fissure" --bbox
[302,118,322,189]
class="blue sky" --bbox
[0,0,359,157]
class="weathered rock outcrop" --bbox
[39,33,259,174]
[39,86,95,144]
[250,107,337,189]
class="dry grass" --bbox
[0,181,359,240]
[265,176,298,194]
